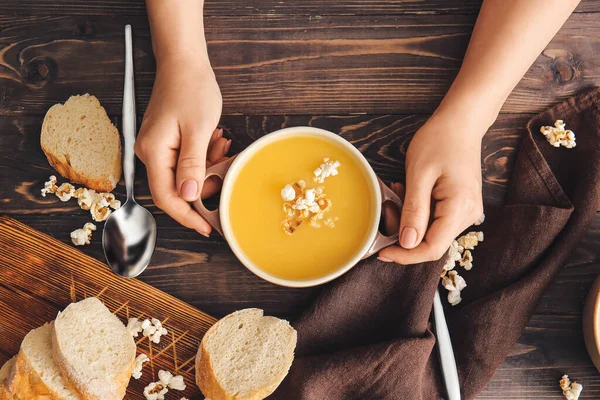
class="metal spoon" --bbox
[433,289,461,400]
[102,25,156,278]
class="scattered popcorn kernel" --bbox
[474,213,485,226]
[132,354,150,379]
[457,231,483,251]
[127,318,143,337]
[540,120,576,149]
[441,230,484,305]
[459,250,473,271]
[448,290,462,306]
[158,370,186,391]
[143,382,168,400]
[74,188,96,210]
[70,222,96,246]
[91,201,112,222]
[41,175,58,197]
[55,183,75,201]
[560,375,583,400]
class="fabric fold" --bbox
[274,87,600,400]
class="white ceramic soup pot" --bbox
[194,127,402,288]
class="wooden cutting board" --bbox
[0,216,217,399]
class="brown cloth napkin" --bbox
[273,87,600,400]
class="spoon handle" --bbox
[123,24,136,201]
[433,289,461,400]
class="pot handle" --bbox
[362,179,404,259]
[192,156,237,236]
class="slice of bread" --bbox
[41,94,122,192]
[52,297,136,400]
[8,322,81,400]
[195,308,297,400]
[0,358,15,400]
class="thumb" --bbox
[399,170,435,249]
[176,129,211,202]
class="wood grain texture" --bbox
[0,0,599,16]
[0,216,216,399]
[1,2,600,399]
[0,14,598,116]
[0,113,526,211]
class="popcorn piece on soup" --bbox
[281,184,296,202]
[560,375,583,400]
[132,354,150,379]
[70,222,96,246]
[313,158,341,183]
[41,175,58,196]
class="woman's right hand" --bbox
[135,56,230,237]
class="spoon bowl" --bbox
[103,200,156,278]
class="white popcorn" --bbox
[448,290,462,306]
[90,200,112,222]
[281,184,296,201]
[313,158,341,183]
[139,318,168,344]
[74,188,97,210]
[143,382,168,400]
[132,354,150,379]
[459,250,473,271]
[41,175,58,197]
[158,370,186,391]
[540,120,576,149]
[141,319,156,336]
[55,183,75,201]
[169,375,186,391]
[560,375,583,400]
[127,318,143,337]
[441,231,484,305]
[70,222,96,246]
[457,231,483,251]
[473,213,485,226]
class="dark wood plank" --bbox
[0,14,598,116]
[0,0,598,16]
[0,216,216,399]
[0,113,528,213]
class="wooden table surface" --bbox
[1,1,599,398]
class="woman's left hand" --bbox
[379,113,485,265]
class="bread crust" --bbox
[8,348,83,400]
[195,309,293,400]
[41,147,119,192]
[40,95,121,192]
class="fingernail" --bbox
[378,257,393,263]
[224,139,232,154]
[400,227,418,248]
[217,128,224,138]
[198,230,210,238]
[181,179,199,201]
